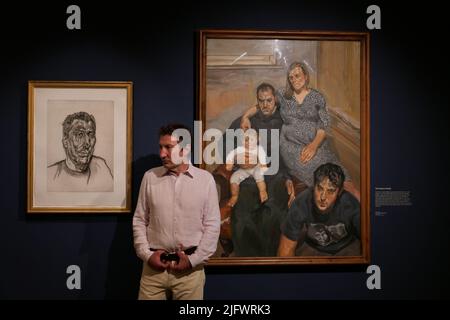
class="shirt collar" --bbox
[162,164,194,179]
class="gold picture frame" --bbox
[27,81,133,213]
[197,30,370,265]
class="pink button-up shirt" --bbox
[132,165,220,267]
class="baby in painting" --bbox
[225,129,268,207]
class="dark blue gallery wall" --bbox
[1,1,449,299]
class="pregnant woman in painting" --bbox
[241,61,360,201]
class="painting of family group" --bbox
[200,32,369,263]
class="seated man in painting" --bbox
[277,163,360,256]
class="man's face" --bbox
[257,89,276,116]
[63,119,96,170]
[314,177,340,214]
[159,134,184,170]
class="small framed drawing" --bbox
[27,81,133,213]
[197,30,370,265]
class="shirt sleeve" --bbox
[132,172,153,263]
[281,194,308,241]
[188,175,221,268]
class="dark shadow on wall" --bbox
[104,154,161,299]
[102,215,142,299]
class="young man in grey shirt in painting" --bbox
[278,163,360,256]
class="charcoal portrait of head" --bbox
[47,111,113,192]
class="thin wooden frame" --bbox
[28,81,133,213]
[197,30,370,265]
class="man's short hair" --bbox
[256,82,276,96]
[313,163,345,190]
[159,123,192,143]
[63,112,96,138]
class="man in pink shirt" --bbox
[133,123,220,300]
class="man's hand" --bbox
[240,117,252,131]
[147,250,170,271]
[169,251,192,273]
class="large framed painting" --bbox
[197,30,370,265]
[27,81,133,213]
